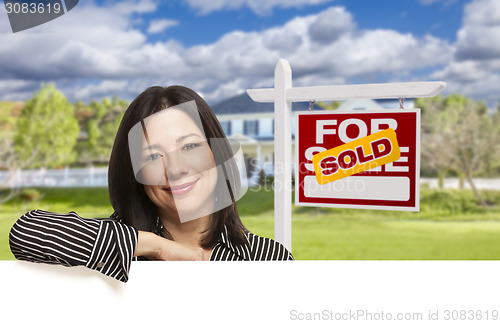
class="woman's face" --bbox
[138,108,218,223]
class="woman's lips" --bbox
[164,180,198,196]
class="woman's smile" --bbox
[163,179,199,196]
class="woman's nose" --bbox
[164,150,189,179]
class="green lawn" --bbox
[2,187,500,260]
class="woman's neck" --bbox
[159,212,211,249]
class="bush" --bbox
[19,188,41,202]
[420,189,485,214]
[258,169,266,185]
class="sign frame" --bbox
[295,109,421,211]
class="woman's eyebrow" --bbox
[141,134,202,152]
[142,144,162,152]
[176,133,203,144]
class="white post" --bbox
[64,166,69,187]
[274,59,293,251]
[41,168,45,186]
[90,165,94,187]
[16,169,21,188]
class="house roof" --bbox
[212,93,415,115]
[337,99,385,111]
[228,133,258,143]
[211,93,318,115]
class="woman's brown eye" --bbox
[145,152,162,162]
[182,143,200,151]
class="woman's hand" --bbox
[134,231,204,261]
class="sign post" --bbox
[247,59,445,251]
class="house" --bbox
[212,93,411,182]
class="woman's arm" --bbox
[134,231,204,261]
[9,210,137,282]
[10,210,205,282]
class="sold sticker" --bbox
[312,128,401,185]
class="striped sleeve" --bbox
[248,233,294,261]
[9,210,138,282]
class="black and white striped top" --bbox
[9,210,293,282]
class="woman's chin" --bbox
[172,194,215,223]
[174,206,212,223]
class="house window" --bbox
[220,121,231,136]
[244,120,258,136]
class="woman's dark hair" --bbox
[108,85,249,248]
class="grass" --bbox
[244,217,500,260]
[1,186,500,260]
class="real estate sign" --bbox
[295,110,421,211]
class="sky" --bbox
[0,0,499,109]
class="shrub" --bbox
[19,188,41,202]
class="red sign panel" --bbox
[295,110,420,211]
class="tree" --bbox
[75,96,127,166]
[417,94,499,206]
[491,101,500,176]
[14,83,80,169]
[417,95,453,186]
[316,101,341,110]
[0,102,28,203]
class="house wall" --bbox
[259,117,273,137]
[232,119,244,135]
[217,113,298,178]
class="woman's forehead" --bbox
[141,101,206,140]
[144,110,204,138]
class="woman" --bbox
[9,86,293,283]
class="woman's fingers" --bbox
[135,230,202,261]
[157,237,203,261]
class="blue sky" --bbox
[1,0,499,108]
[141,0,466,46]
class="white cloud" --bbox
[73,80,130,101]
[456,0,500,60]
[0,3,458,105]
[431,57,500,107]
[185,0,331,16]
[0,0,189,81]
[431,61,488,83]
[427,0,500,107]
[463,0,500,25]
[147,19,179,34]
[179,8,452,101]
[0,80,37,101]
[434,69,500,108]
[308,6,355,43]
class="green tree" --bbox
[75,96,127,165]
[417,95,454,186]
[491,101,500,176]
[0,102,23,203]
[316,101,341,110]
[14,83,80,169]
[417,94,499,206]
